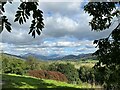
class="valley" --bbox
[0,53,101,89]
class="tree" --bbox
[78,66,95,85]
[2,55,28,75]
[84,2,120,89]
[48,63,81,84]
[26,56,40,70]
[0,0,44,38]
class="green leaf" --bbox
[32,30,35,38]
[36,29,41,35]
[19,17,23,24]
[14,17,19,22]
[25,14,29,19]
[93,40,98,44]
[23,16,26,22]
[5,23,11,32]
[28,29,33,34]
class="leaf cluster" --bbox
[0,1,13,33]
[78,66,95,84]
[0,1,44,38]
[93,24,120,67]
[84,2,120,31]
[84,2,120,89]
[1,16,11,33]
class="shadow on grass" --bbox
[2,74,57,88]
[2,74,97,90]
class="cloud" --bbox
[41,2,113,41]
[44,14,79,33]
[0,2,116,55]
[40,2,83,17]
[0,37,97,56]
[1,2,113,44]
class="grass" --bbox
[2,74,101,89]
[49,59,98,69]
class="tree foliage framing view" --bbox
[0,0,120,89]
[0,0,44,38]
[84,2,120,89]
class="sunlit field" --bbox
[2,74,101,89]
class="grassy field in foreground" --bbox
[2,74,101,89]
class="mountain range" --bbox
[1,52,96,60]
[21,53,96,60]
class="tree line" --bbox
[1,54,116,88]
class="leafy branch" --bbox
[14,2,44,38]
[0,1,13,33]
[84,2,120,31]
[2,16,12,32]
[0,1,44,38]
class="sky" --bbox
[0,1,118,56]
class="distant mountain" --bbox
[77,53,96,60]
[1,53,96,61]
[60,53,96,60]
[20,53,97,60]
[21,53,48,60]
[61,55,78,60]
[21,53,63,60]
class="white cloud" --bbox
[43,15,79,37]
[40,2,82,17]
[0,37,97,56]
[0,2,116,56]
[1,2,112,44]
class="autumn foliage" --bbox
[28,70,68,82]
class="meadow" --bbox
[2,74,101,89]
[48,59,98,69]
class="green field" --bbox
[49,59,98,69]
[2,74,101,89]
